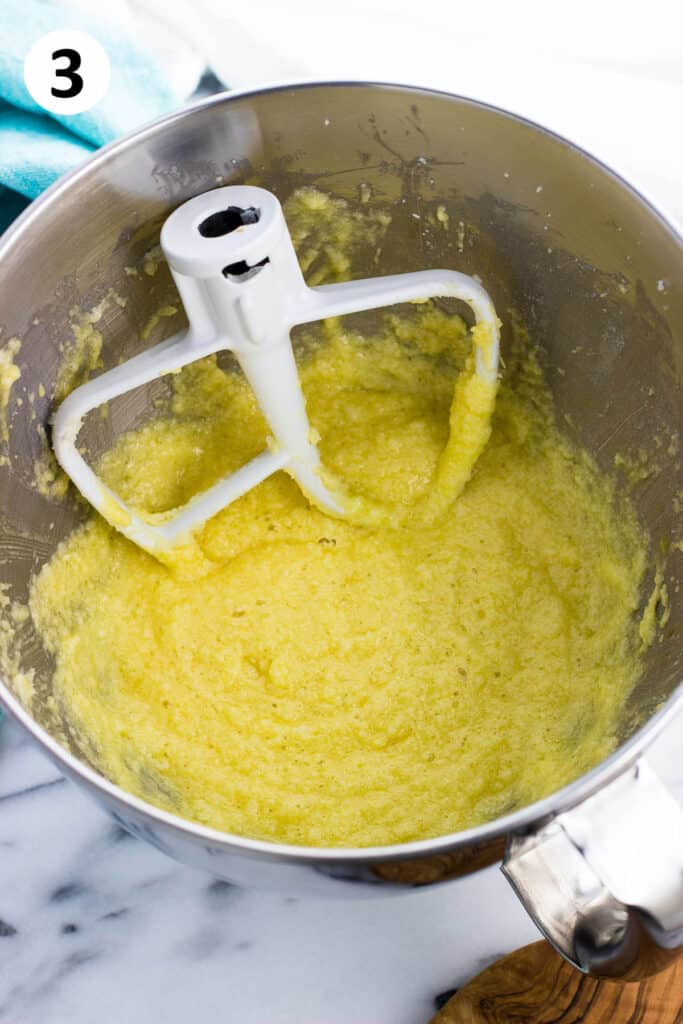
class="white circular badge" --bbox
[23,29,111,116]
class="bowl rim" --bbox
[1,78,681,865]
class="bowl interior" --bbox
[0,83,680,799]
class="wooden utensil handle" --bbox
[431,940,683,1023]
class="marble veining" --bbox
[1,710,682,1024]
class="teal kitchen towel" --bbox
[0,0,180,226]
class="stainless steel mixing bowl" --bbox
[0,83,681,979]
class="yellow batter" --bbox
[29,192,650,848]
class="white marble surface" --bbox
[0,708,682,1024]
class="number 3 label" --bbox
[24,30,110,115]
[51,49,84,100]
